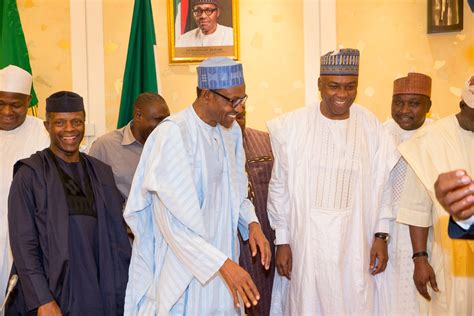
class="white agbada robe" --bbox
[267,104,398,315]
[381,118,432,315]
[397,115,474,315]
[124,106,258,316]
[0,115,49,309]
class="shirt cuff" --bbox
[374,219,390,234]
[397,207,432,227]
[23,274,54,311]
[193,244,228,285]
[454,215,474,230]
[274,228,289,245]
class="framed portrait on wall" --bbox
[427,0,463,33]
[167,0,240,64]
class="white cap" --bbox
[461,76,474,109]
[0,65,33,95]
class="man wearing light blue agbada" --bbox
[124,57,271,315]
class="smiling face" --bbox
[44,111,85,162]
[193,3,219,35]
[0,91,31,130]
[391,94,431,130]
[318,75,358,120]
[202,84,246,129]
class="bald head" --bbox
[132,92,170,144]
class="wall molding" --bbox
[70,0,106,146]
[303,0,337,106]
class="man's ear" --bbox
[43,120,50,133]
[134,108,142,121]
[317,77,322,91]
[201,89,211,99]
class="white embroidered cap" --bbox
[0,65,32,95]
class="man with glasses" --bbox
[176,0,233,47]
[124,57,271,315]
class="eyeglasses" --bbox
[210,89,248,108]
[192,8,218,17]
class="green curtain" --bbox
[117,0,158,128]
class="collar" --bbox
[122,121,140,146]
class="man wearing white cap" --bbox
[0,65,49,309]
[382,72,433,315]
[176,0,233,47]
[267,49,397,315]
[397,76,474,314]
[124,57,271,315]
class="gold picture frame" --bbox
[167,0,240,64]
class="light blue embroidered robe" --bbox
[124,106,258,315]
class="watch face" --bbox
[375,233,389,242]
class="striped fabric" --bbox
[124,106,257,315]
[239,128,275,316]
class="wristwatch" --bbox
[374,232,390,243]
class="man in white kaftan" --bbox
[382,72,433,315]
[268,49,398,315]
[124,57,271,315]
[0,65,49,310]
[397,77,474,315]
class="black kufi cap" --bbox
[46,91,84,112]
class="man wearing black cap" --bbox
[6,91,131,315]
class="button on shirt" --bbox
[89,121,143,199]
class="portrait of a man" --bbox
[176,0,234,47]
[169,0,238,63]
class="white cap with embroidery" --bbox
[0,65,32,95]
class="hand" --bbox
[219,259,260,309]
[248,222,271,270]
[275,244,292,280]
[369,238,388,275]
[38,300,62,316]
[434,170,474,220]
[413,257,439,301]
